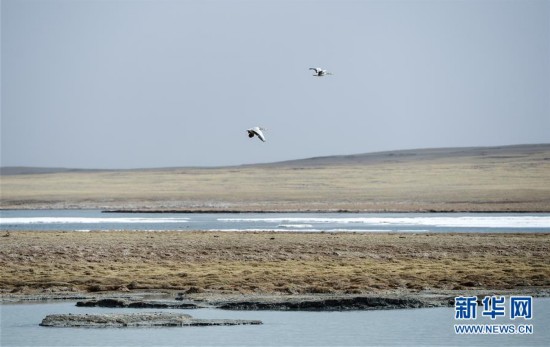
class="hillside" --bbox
[259,143,550,167]
[1,144,549,212]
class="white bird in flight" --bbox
[309,67,333,77]
[247,127,266,142]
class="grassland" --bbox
[1,145,549,297]
[1,144,550,212]
[1,231,548,295]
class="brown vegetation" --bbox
[1,145,549,212]
[1,231,548,295]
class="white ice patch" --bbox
[0,217,190,224]
[218,216,550,228]
[278,224,314,229]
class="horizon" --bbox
[1,142,548,172]
[2,1,549,169]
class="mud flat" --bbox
[71,294,448,311]
[75,298,203,309]
[40,312,262,328]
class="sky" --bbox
[1,0,549,169]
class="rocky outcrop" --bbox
[216,295,448,311]
[40,313,262,328]
[72,294,456,312]
[73,294,452,311]
[76,298,202,309]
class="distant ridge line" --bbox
[1,143,549,175]
[0,167,109,176]
[252,143,550,167]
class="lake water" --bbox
[2,210,549,346]
[1,210,550,233]
[1,299,549,346]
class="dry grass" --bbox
[1,231,548,295]
[2,147,550,211]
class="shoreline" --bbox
[103,209,550,214]
[3,288,549,312]
[2,207,550,213]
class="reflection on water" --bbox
[1,300,549,346]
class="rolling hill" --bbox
[1,144,549,212]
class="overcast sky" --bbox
[2,0,549,169]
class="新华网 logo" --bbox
[454,295,534,335]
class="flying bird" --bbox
[309,67,332,76]
[247,127,266,142]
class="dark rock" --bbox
[126,301,198,309]
[40,313,262,328]
[74,300,97,307]
[217,296,441,311]
[76,298,201,309]
[50,294,454,313]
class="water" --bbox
[2,210,549,345]
[1,210,550,233]
[1,300,549,346]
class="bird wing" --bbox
[255,128,266,142]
